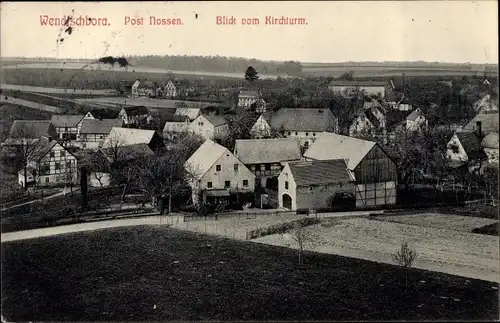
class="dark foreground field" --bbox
[2,226,498,321]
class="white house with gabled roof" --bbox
[184,139,255,205]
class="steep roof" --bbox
[184,140,229,180]
[203,114,228,127]
[463,113,499,134]
[80,118,123,134]
[329,80,388,87]
[8,120,56,139]
[101,143,155,163]
[288,159,354,186]
[122,106,150,116]
[270,108,337,132]
[50,114,85,127]
[455,132,487,159]
[102,127,156,148]
[303,132,377,170]
[481,133,499,149]
[406,108,425,121]
[364,109,381,128]
[174,108,200,120]
[234,138,302,164]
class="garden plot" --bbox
[255,218,500,283]
[375,213,498,233]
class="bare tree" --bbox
[392,240,418,292]
[285,222,318,266]
[2,126,50,192]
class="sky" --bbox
[1,1,498,63]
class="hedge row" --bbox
[247,217,321,240]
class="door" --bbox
[282,193,292,210]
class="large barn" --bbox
[303,132,398,208]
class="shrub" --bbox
[247,217,321,239]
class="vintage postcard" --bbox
[0,1,498,321]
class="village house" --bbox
[481,133,499,166]
[234,138,302,188]
[164,80,177,98]
[446,131,489,174]
[303,132,398,208]
[462,113,499,135]
[250,113,273,138]
[473,94,499,114]
[79,118,124,149]
[18,137,78,188]
[269,108,339,150]
[184,139,255,206]
[188,113,229,140]
[50,112,94,143]
[119,80,136,95]
[118,106,153,126]
[349,101,387,136]
[86,143,155,188]
[278,159,356,211]
[328,80,390,98]
[131,80,141,97]
[131,80,159,97]
[102,127,165,152]
[162,115,191,140]
[174,107,201,121]
[404,108,428,132]
[237,90,260,109]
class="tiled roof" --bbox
[270,108,337,132]
[184,139,229,180]
[455,132,487,159]
[288,159,354,186]
[364,110,381,128]
[481,133,499,149]
[234,138,302,164]
[50,114,85,127]
[303,132,376,170]
[329,80,388,87]
[123,106,150,116]
[174,108,200,121]
[204,114,228,127]
[239,90,260,97]
[101,143,154,162]
[406,109,425,121]
[102,127,157,148]
[80,118,123,134]
[463,113,499,134]
[7,120,56,139]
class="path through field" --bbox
[0,83,117,95]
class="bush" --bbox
[247,217,321,240]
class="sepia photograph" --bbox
[0,1,498,321]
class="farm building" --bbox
[462,113,499,136]
[79,118,124,149]
[303,132,398,208]
[328,80,390,98]
[278,159,356,211]
[234,138,302,188]
[118,106,153,126]
[349,101,387,136]
[18,137,78,188]
[250,113,273,138]
[446,131,488,174]
[164,80,177,98]
[162,115,191,140]
[174,107,201,121]
[268,108,339,150]
[184,139,255,206]
[188,113,229,140]
[50,112,94,142]
[4,120,58,143]
[102,127,164,152]
[405,108,428,132]
[237,90,260,109]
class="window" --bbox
[55,162,60,170]
[234,164,239,172]
[100,135,103,139]
[295,132,298,135]
[60,151,66,158]
[50,151,55,158]
[224,181,230,188]
[255,164,261,171]
[265,164,271,171]
[243,180,248,187]
[56,176,60,183]
[306,132,309,136]
[285,181,289,190]
[216,165,221,171]
[45,177,50,184]
[339,182,343,188]
[308,186,313,192]
[304,141,309,149]
[288,132,291,135]
[207,182,213,188]
[66,161,72,169]
[313,133,316,137]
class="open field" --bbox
[75,96,225,109]
[2,225,498,321]
[256,217,500,283]
[375,213,498,232]
[0,95,60,113]
[1,63,284,79]
[0,83,117,95]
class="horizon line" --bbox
[1,56,498,66]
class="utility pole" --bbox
[168,162,173,215]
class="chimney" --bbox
[476,121,482,137]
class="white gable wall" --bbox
[278,163,297,210]
[446,134,468,162]
[188,115,216,140]
[250,116,271,138]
